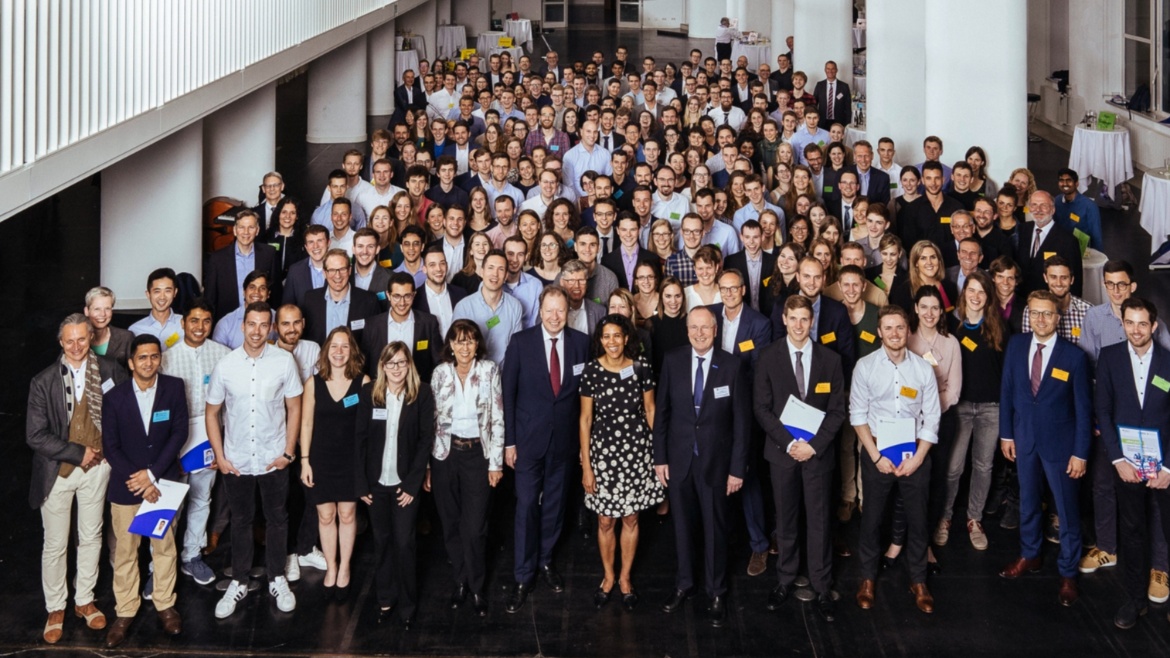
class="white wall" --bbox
[770,0,794,53]
[866,0,925,167]
[399,0,438,60]
[454,0,492,36]
[643,0,687,29]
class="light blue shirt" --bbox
[324,288,352,337]
[788,126,832,165]
[211,307,276,349]
[393,262,428,289]
[234,243,256,305]
[563,143,614,196]
[129,309,185,352]
[452,290,523,365]
[732,202,786,233]
[505,272,543,328]
[701,220,743,256]
[484,182,525,220]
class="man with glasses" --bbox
[393,226,428,289]
[301,249,381,345]
[361,272,443,382]
[558,259,605,336]
[252,172,286,232]
[485,153,525,219]
[667,214,706,287]
[1017,191,1084,297]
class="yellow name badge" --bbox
[961,336,978,351]
[1051,368,1069,382]
[859,330,876,344]
[1071,326,1081,338]
[1070,212,1081,223]
[1043,251,1056,260]
[738,339,755,352]
[939,216,951,224]
[815,382,831,394]
[417,340,429,351]
[900,386,918,399]
[762,276,772,288]
[166,332,180,348]
[820,332,837,344]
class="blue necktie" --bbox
[693,356,705,455]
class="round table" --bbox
[1082,247,1108,306]
[1069,124,1133,195]
[731,43,771,70]
[1139,169,1170,253]
[436,25,467,60]
[504,18,533,52]
[476,31,507,60]
[396,49,420,81]
[845,126,866,148]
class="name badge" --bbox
[165,332,181,348]
[713,385,730,398]
[738,340,755,352]
[939,216,951,224]
[669,212,680,220]
[550,145,560,151]
[573,363,585,376]
[487,315,501,329]
[922,351,939,367]
[762,276,772,288]
[1051,368,1069,382]
[620,366,635,379]
[417,340,429,350]
[379,259,394,268]
[350,319,366,330]
[372,408,388,420]
[377,291,387,301]
[343,394,359,408]
[1043,251,1056,260]
[1071,326,1082,338]
[102,378,115,394]
[152,410,170,423]
[270,242,281,251]
[1154,375,1170,393]
[860,330,876,344]
[820,332,837,344]
[203,374,211,385]
[823,185,834,194]
[1070,212,1080,223]
[961,336,978,351]
[815,382,831,394]
[900,386,918,399]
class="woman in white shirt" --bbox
[683,245,723,309]
[428,320,505,617]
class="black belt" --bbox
[451,435,481,451]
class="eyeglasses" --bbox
[1103,281,1132,291]
[681,228,702,236]
[261,183,282,190]
[1028,309,1057,319]
[384,359,410,369]
[325,267,349,276]
[389,293,415,303]
[718,285,743,295]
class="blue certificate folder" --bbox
[876,417,917,467]
[128,479,190,540]
[179,426,214,473]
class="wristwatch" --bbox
[282,452,296,463]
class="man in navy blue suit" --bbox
[654,306,751,627]
[998,290,1092,607]
[1095,297,1170,629]
[501,285,590,613]
[100,334,188,647]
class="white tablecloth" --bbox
[504,19,533,52]
[1082,247,1108,306]
[853,75,866,97]
[853,27,866,49]
[436,25,467,59]
[396,49,420,82]
[1139,170,1170,253]
[845,126,866,148]
[476,31,507,58]
[1069,125,1134,194]
[731,43,771,70]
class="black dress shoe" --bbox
[472,593,489,617]
[709,596,727,628]
[505,582,533,614]
[661,588,691,613]
[450,584,469,608]
[621,587,639,611]
[377,606,394,624]
[540,565,564,593]
[594,586,613,608]
[766,584,790,611]
[1114,600,1147,630]
[816,593,836,622]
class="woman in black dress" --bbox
[263,196,307,278]
[298,327,369,598]
[650,277,689,376]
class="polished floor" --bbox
[3,25,1170,658]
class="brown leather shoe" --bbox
[43,610,65,644]
[74,601,107,630]
[1058,577,1079,607]
[999,556,1042,579]
[856,579,875,609]
[157,607,182,635]
[104,616,133,648]
[910,583,934,614]
[203,531,220,556]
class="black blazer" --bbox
[1016,222,1084,297]
[711,304,774,374]
[770,295,858,381]
[394,84,427,112]
[812,79,852,128]
[412,283,468,316]
[724,250,778,317]
[204,241,279,323]
[359,310,445,383]
[101,375,189,506]
[653,346,751,486]
[753,340,847,462]
[355,267,393,312]
[353,382,435,498]
[1096,342,1170,463]
[301,286,383,345]
[600,245,661,291]
[282,259,321,308]
[851,166,891,206]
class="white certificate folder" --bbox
[1119,425,1163,479]
[780,395,826,441]
[875,417,917,467]
[129,479,190,540]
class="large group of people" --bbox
[25,34,1170,652]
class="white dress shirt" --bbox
[426,285,455,335]
[387,311,417,355]
[378,393,404,486]
[1028,333,1057,380]
[133,377,159,435]
[849,347,942,444]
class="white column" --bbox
[770,0,794,63]
[307,35,367,144]
[924,0,1026,186]
[793,0,852,85]
[727,0,747,28]
[742,1,770,38]
[203,83,276,204]
[437,0,452,24]
[687,0,724,40]
[101,122,203,309]
[368,20,396,117]
[866,0,925,168]
[398,0,437,61]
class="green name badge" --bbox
[486,315,500,329]
[1154,375,1170,393]
[823,185,833,194]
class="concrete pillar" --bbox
[307,35,367,144]
[793,0,852,85]
[770,0,794,66]
[741,1,771,39]
[203,83,276,204]
[924,0,1026,186]
[102,122,203,309]
[368,20,396,117]
[727,0,746,28]
[687,0,723,40]
[398,0,437,61]
[453,0,491,37]
[866,0,925,167]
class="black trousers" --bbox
[669,465,729,598]
[1115,476,1170,604]
[369,483,420,618]
[859,454,931,583]
[513,445,569,585]
[432,446,493,594]
[770,451,834,594]
[293,458,319,555]
[224,469,289,583]
[891,408,955,545]
[715,42,732,64]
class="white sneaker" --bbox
[285,554,301,582]
[297,547,327,571]
[215,580,249,619]
[269,576,296,613]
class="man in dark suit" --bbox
[724,220,777,316]
[1095,297,1170,629]
[204,210,279,323]
[413,248,468,331]
[282,225,330,308]
[812,61,852,131]
[771,257,858,381]
[754,295,846,620]
[1016,191,1084,297]
[538,51,568,83]
[361,272,444,383]
[654,306,751,627]
[850,141,891,206]
[352,229,392,311]
[998,290,1092,607]
[600,212,660,291]
[392,69,426,124]
[251,172,286,233]
[501,286,591,613]
[100,334,187,647]
[301,249,381,345]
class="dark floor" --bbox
[3,26,1170,658]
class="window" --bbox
[1123,0,1169,115]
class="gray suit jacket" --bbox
[25,355,125,508]
[102,326,134,377]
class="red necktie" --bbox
[549,338,561,397]
[1030,343,1045,396]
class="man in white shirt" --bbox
[129,268,185,352]
[651,167,689,226]
[328,199,357,257]
[318,151,374,226]
[707,89,746,132]
[359,159,405,217]
[421,248,458,335]
[732,174,786,232]
[521,169,563,218]
[427,71,460,121]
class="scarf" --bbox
[62,351,103,433]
